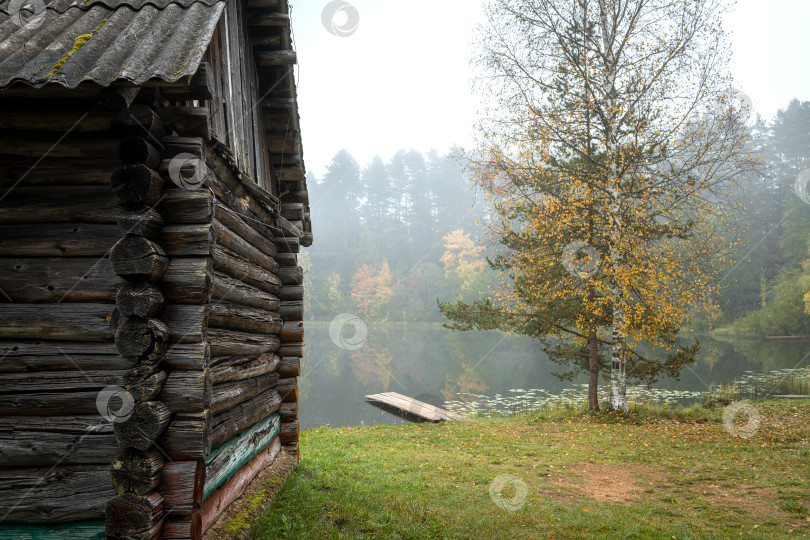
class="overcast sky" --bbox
[290,0,810,177]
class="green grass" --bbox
[250,400,810,539]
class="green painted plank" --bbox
[0,521,104,540]
[203,412,280,499]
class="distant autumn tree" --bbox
[440,229,487,296]
[351,260,395,320]
[441,0,757,410]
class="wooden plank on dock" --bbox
[365,392,471,423]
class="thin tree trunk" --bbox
[598,0,628,411]
[588,319,599,411]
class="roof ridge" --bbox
[0,0,222,15]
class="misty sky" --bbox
[290,0,810,177]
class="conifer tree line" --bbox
[305,96,808,341]
[303,148,492,323]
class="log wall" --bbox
[0,93,125,533]
[0,1,306,537]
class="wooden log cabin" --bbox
[0,0,310,538]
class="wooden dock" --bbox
[365,392,472,423]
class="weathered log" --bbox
[118,207,165,239]
[278,217,304,239]
[114,401,172,451]
[277,377,298,402]
[211,372,279,415]
[105,492,163,538]
[199,437,281,533]
[116,283,164,318]
[278,342,303,358]
[211,270,280,312]
[115,317,169,361]
[0,341,126,373]
[0,157,114,186]
[279,285,303,301]
[160,189,213,223]
[160,136,203,159]
[0,465,113,522]
[111,449,165,496]
[213,245,281,294]
[0,257,120,303]
[280,421,299,444]
[162,342,210,371]
[162,258,213,304]
[161,223,214,256]
[213,219,278,273]
[280,191,309,205]
[158,411,212,459]
[280,203,304,220]
[276,265,303,285]
[211,389,281,447]
[279,300,303,321]
[207,302,282,335]
[280,321,303,342]
[158,460,204,516]
[159,62,213,101]
[0,303,113,341]
[113,104,166,139]
[127,370,168,402]
[0,369,125,392]
[0,185,118,224]
[0,223,120,256]
[207,328,280,357]
[119,136,162,169]
[157,105,211,139]
[111,236,168,282]
[0,522,107,539]
[279,401,298,423]
[277,357,300,378]
[163,304,207,343]
[161,514,202,540]
[159,369,212,413]
[0,416,115,466]
[124,363,161,386]
[110,165,164,206]
[213,204,278,258]
[274,234,299,253]
[0,132,119,158]
[202,144,278,229]
[204,414,280,498]
[209,353,280,385]
[274,252,297,267]
[0,107,113,132]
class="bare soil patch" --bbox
[203,448,298,540]
[547,461,665,504]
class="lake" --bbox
[297,321,810,428]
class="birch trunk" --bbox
[599,0,628,411]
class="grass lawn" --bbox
[247,400,810,539]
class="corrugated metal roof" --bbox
[0,0,221,14]
[0,0,224,89]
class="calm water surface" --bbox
[298,322,810,428]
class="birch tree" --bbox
[442,0,757,410]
